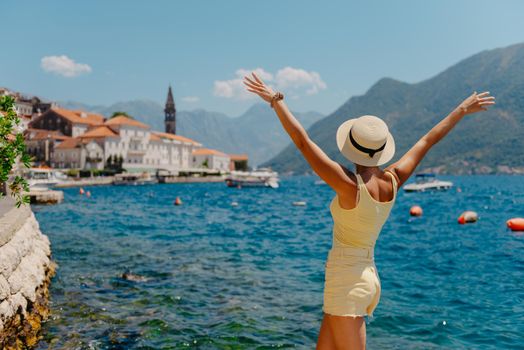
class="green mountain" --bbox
[263,43,524,175]
[178,104,323,165]
[59,101,323,166]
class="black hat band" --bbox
[349,128,387,158]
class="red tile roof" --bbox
[55,138,81,150]
[149,133,161,141]
[80,125,119,138]
[25,128,71,141]
[192,148,228,157]
[104,115,149,129]
[51,107,105,125]
[153,132,201,145]
[229,154,249,161]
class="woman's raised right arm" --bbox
[387,92,495,187]
[243,72,355,194]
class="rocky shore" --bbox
[0,200,54,349]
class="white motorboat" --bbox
[113,172,157,186]
[403,173,453,192]
[225,168,279,189]
[24,168,62,191]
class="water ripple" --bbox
[35,175,524,349]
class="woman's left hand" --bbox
[243,72,276,103]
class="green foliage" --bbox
[106,154,124,171]
[102,154,124,175]
[201,158,209,168]
[110,111,133,119]
[66,169,79,177]
[101,168,117,176]
[0,95,30,207]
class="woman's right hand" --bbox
[243,72,276,104]
[458,91,496,115]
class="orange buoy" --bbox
[174,197,182,206]
[79,187,85,195]
[409,205,423,217]
[458,211,478,224]
[507,218,524,231]
[86,191,91,198]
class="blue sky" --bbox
[2,0,523,116]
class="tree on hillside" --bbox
[0,95,31,207]
[110,111,133,119]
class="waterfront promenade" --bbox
[53,175,226,188]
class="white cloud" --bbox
[213,68,273,100]
[182,96,199,103]
[41,55,92,77]
[213,67,326,100]
[275,67,327,95]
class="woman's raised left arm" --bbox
[387,91,495,186]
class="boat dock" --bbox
[28,189,64,204]
[159,175,225,184]
[54,177,114,188]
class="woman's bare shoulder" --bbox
[336,162,357,184]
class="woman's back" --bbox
[330,171,397,249]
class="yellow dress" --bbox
[323,171,397,317]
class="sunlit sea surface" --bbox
[33,175,524,349]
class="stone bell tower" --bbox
[164,85,176,134]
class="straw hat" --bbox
[336,115,395,167]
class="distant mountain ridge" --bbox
[263,43,524,175]
[59,100,323,166]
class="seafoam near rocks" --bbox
[0,204,54,349]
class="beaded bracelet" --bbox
[270,92,284,108]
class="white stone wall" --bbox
[193,153,230,171]
[211,155,230,172]
[53,147,84,169]
[14,101,33,117]
[0,205,52,332]
[72,124,88,137]
[84,141,104,170]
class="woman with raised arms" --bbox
[244,72,495,349]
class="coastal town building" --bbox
[229,154,249,171]
[192,148,231,172]
[26,107,209,173]
[20,86,237,174]
[30,96,55,116]
[13,99,33,117]
[53,138,104,170]
[164,85,177,134]
[29,108,105,137]
[24,128,71,164]
[0,87,56,131]
[26,108,104,165]
[152,131,202,171]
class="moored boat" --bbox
[113,172,157,186]
[24,167,64,191]
[225,168,279,189]
[403,173,453,192]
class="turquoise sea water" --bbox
[33,176,523,349]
